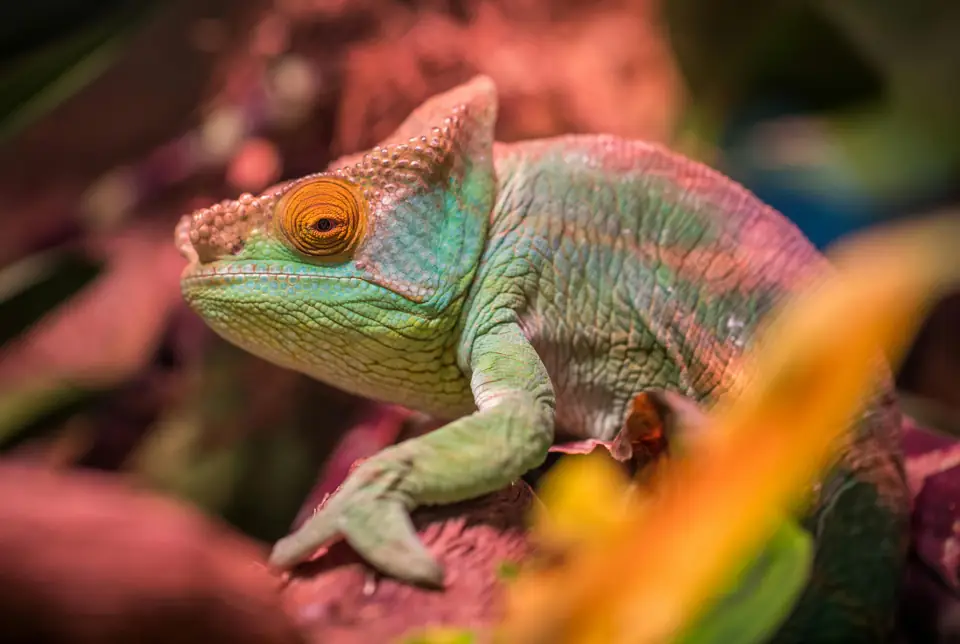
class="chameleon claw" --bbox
[268,523,338,570]
[343,500,445,588]
[268,485,353,570]
[267,457,443,587]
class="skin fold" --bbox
[176,76,909,642]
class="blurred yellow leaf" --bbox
[531,451,635,551]
[499,214,960,644]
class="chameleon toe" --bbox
[268,528,335,571]
[267,499,347,570]
[342,500,446,588]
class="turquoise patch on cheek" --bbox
[235,231,302,263]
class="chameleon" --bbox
[176,76,909,642]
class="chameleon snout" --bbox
[175,192,277,265]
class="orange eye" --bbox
[278,177,367,258]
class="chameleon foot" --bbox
[268,457,444,587]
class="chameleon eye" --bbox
[278,177,367,258]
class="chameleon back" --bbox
[467,134,909,642]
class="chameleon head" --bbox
[176,76,498,410]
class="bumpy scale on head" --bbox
[176,105,467,270]
[330,106,465,206]
[176,192,277,265]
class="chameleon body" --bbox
[176,77,908,641]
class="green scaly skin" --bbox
[176,77,908,642]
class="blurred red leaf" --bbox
[904,419,960,593]
[0,462,305,644]
[0,225,185,393]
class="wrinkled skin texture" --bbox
[177,76,909,642]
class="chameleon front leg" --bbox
[268,323,556,585]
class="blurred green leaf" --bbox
[130,406,246,514]
[0,1,157,140]
[400,628,477,644]
[0,379,89,447]
[0,250,102,447]
[677,518,814,644]
[0,249,102,346]
[496,561,521,582]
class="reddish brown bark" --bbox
[282,482,534,643]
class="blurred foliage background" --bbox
[0,0,957,565]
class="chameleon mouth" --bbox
[179,261,299,284]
